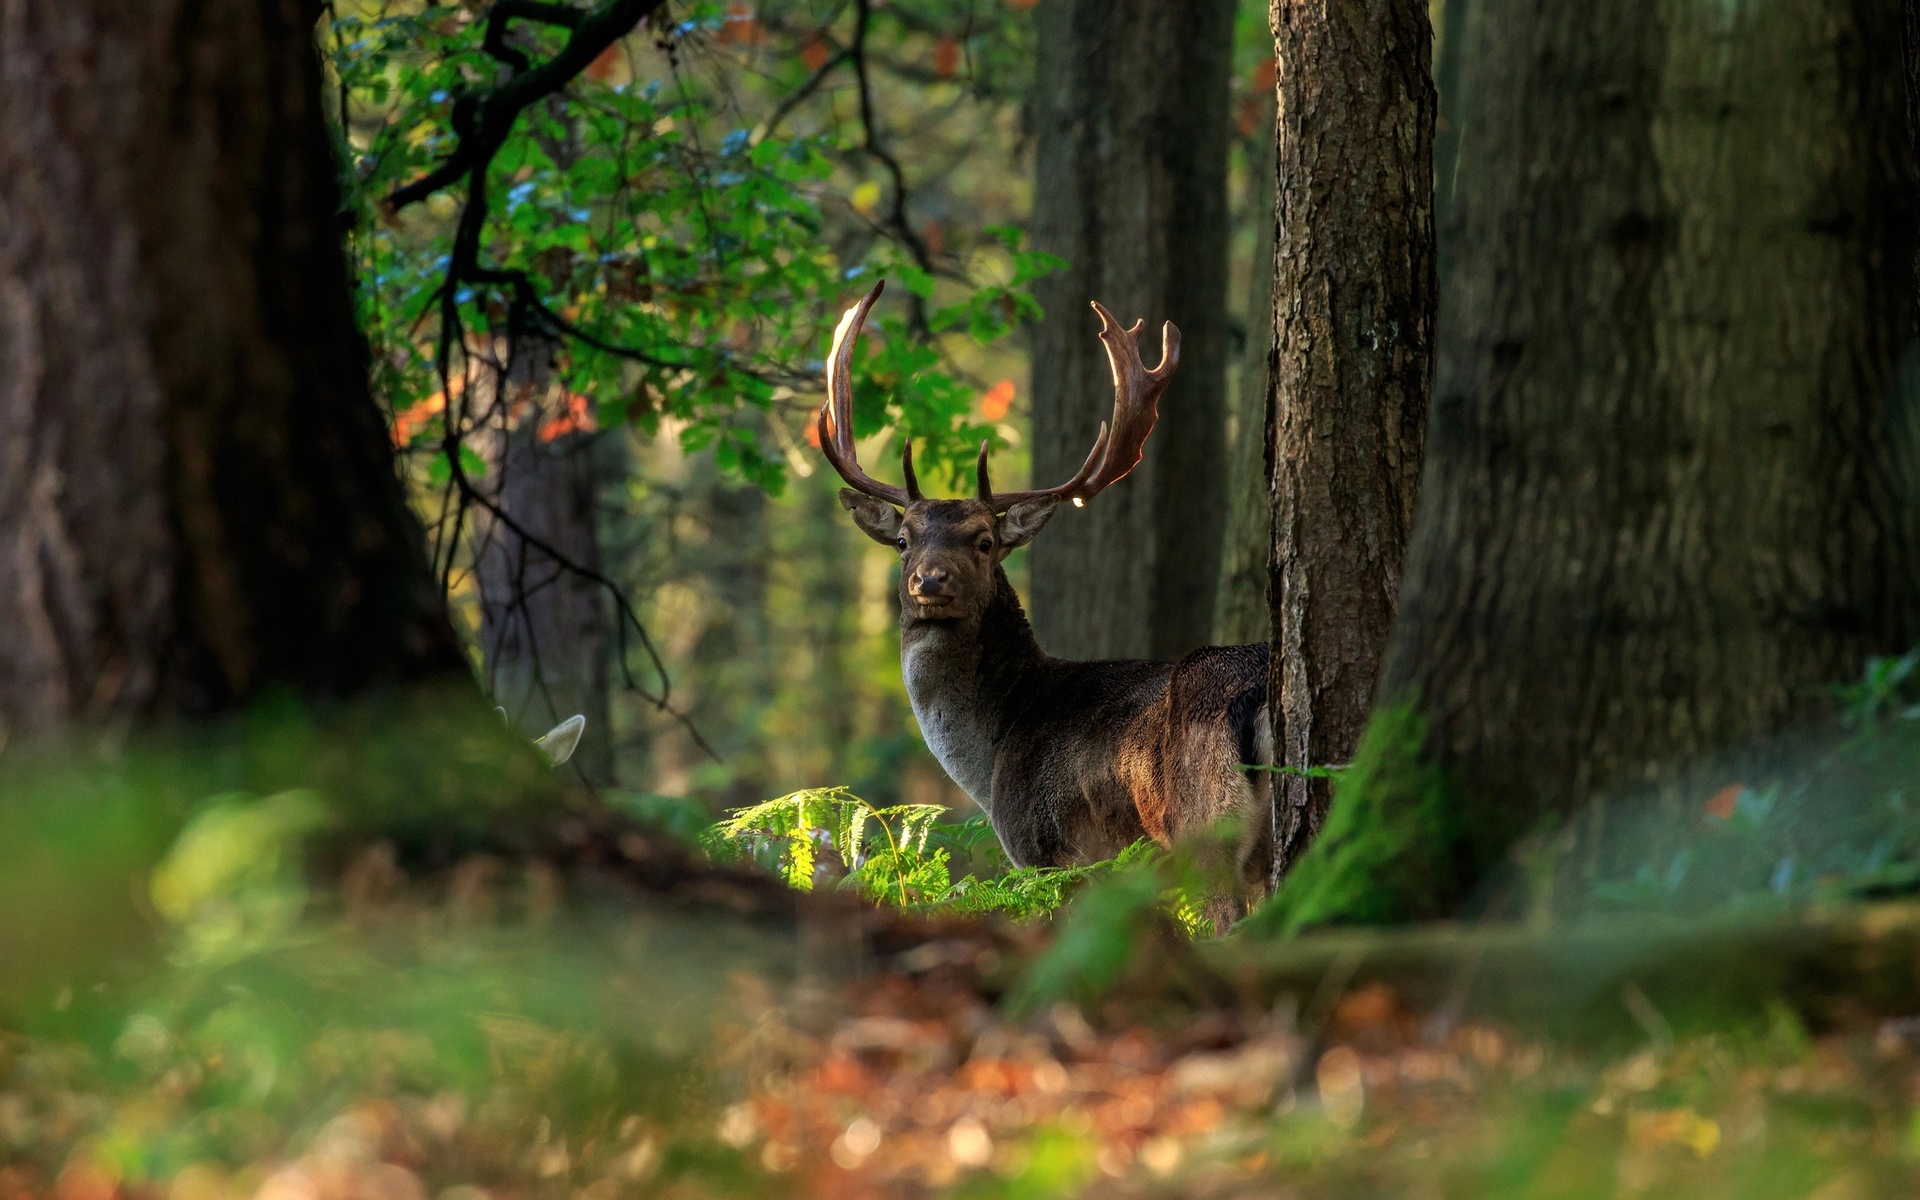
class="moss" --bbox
[1243,701,1463,936]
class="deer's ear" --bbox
[996,496,1061,550]
[840,489,904,545]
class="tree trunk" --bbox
[1027,0,1236,662]
[1266,0,1436,877]
[0,0,466,739]
[1431,0,1470,235]
[1213,86,1280,649]
[1281,0,1920,925]
[1906,0,1920,306]
[476,364,615,786]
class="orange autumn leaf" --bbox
[1331,982,1400,1036]
[799,36,832,71]
[391,388,449,446]
[538,393,597,442]
[585,43,622,82]
[1706,785,1742,820]
[1249,55,1277,95]
[804,419,822,448]
[1236,95,1269,138]
[718,1,763,45]
[932,36,961,79]
[980,378,1015,420]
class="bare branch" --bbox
[849,0,934,293]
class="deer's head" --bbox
[819,280,1179,623]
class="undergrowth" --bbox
[698,786,1193,927]
[1243,702,1462,936]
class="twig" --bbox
[849,0,932,334]
[387,0,721,762]
[386,0,664,212]
[758,45,852,141]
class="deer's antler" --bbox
[818,284,1178,514]
[978,301,1179,514]
[816,280,923,506]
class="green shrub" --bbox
[709,787,1172,922]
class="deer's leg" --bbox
[1235,704,1276,906]
[987,750,1073,869]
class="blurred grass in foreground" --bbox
[10,689,1920,1198]
[0,692,789,1198]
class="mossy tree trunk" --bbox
[1027,0,1236,661]
[1266,0,1436,879]
[1276,0,1920,926]
[0,0,467,740]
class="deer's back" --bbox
[988,643,1270,868]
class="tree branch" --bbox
[758,46,853,141]
[848,0,933,333]
[386,0,668,212]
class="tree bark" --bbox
[1294,0,1920,922]
[476,373,615,786]
[1266,0,1436,877]
[0,0,466,739]
[1906,0,1920,308]
[1027,0,1236,662]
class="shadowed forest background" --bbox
[11,0,1920,1197]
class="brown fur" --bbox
[841,492,1273,905]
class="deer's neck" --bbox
[900,566,1045,811]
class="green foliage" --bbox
[1837,647,1920,728]
[327,0,1054,494]
[0,698,778,1197]
[1003,850,1169,1014]
[605,788,717,845]
[149,791,330,965]
[713,785,947,901]
[1243,701,1463,936]
[709,786,1169,921]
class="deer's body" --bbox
[817,281,1275,905]
[897,554,1272,879]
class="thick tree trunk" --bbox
[1213,90,1280,649]
[0,0,466,739]
[1027,0,1235,662]
[1266,0,1436,877]
[477,389,615,786]
[1283,0,1920,925]
[1907,0,1920,306]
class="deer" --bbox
[816,280,1274,910]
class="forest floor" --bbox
[5,885,1920,1200]
[7,702,1920,1200]
[731,917,1920,1199]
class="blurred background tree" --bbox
[1024,0,1236,661]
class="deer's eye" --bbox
[895,535,908,552]
[977,536,994,554]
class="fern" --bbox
[716,787,951,904]
[712,789,1153,920]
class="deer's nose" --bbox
[910,566,951,597]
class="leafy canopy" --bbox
[328,0,1060,495]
